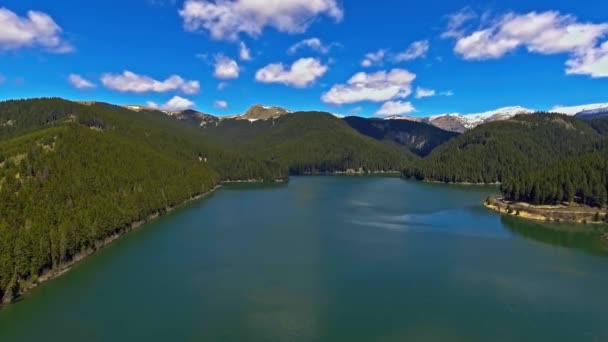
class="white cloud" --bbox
[0,7,73,52]
[361,49,386,67]
[566,41,608,78]
[376,101,416,116]
[214,100,228,109]
[255,57,328,87]
[288,37,331,54]
[439,90,455,96]
[442,7,477,39]
[321,69,416,105]
[179,0,343,41]
[415,87,435,99]
[68,74,96,89]
[101,71,200,94]
[239,41,252,60]
[447,10,608,61]
[214,55,240,79]
[443,9,608,78]
[147,96,195,111]
[394,40,430,62]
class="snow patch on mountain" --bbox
[383,115,422,122]
[429,106,535,130]
[549,103,608,116]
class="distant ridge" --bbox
[121,101,608,133]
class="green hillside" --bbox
[403,113,601,184]
[199,111,416,174]
[0,98,283,303]
[499,117,608,207]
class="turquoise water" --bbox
[0,176,607,341]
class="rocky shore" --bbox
[484,196,608,228]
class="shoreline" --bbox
[2,173,398,307]
[1,184,223,308]
[484,196,608,229]
[422,179,501,186]
[301,170,402,176]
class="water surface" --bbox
[1,177,607,341]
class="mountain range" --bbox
[407,103,608,132]
[126,102,608,134]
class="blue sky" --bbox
[1,0,607,117]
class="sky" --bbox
[1,0,607,117]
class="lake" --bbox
[0,176,607,341]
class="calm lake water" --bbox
[1,176,607,341]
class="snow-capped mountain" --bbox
[426,106,535,133]
[575,106,608,120]
[382,115,422,122]
[549,103,608,116]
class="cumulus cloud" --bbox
[361,49,386,67]
[444,9,608,77]
[0,7,73,52]
[394,40,430,62]
[239,41,252,60]
[443,10,608,78]
[214,55,240,79]
[179,0,343,41]
[101,71,200,94]
[147,96,195,111]
[566,41,608,78]
[288,37,331,54]
[214,100,228,109]
[415,87,435,99]
[68,74,96,89]
[376,101,416,116]
[255,57,328,87]
[321,69,416,105]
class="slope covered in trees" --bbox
[403,113,602,184]
[0,98,284,303]
[199,111,416,174]
[342,116,458,157]
[500,151,608,208]
[499,117,608,208]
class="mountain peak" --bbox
[240,104,292,120]
[427,106,535,132]
[383,115,422,122]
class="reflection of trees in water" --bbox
[502,216,608,257]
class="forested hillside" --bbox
[0,98,283,303]
[500,151,608,208]
[499,117,608,207]
[403,113,601,184]
[343,116,458,157]
[199,111,415,174]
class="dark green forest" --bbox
[198,111,415,174]
[497,117,608,208]
[403,113,602,184]
[500,151,608,207]
[0,98,284,302]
